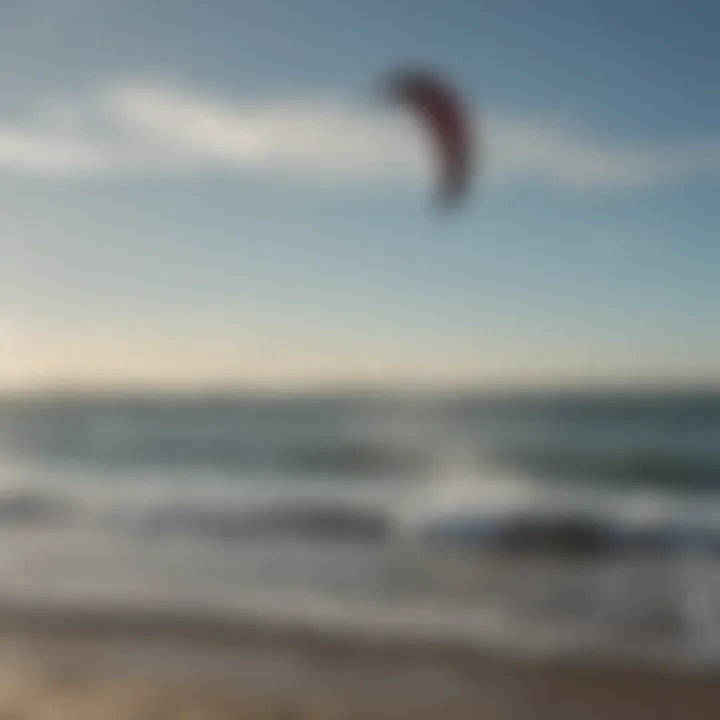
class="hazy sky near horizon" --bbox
[0,0,718,388]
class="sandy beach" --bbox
[0,608,717,720]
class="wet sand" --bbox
[0,607,718,719]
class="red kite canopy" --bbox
[384,70,474,208]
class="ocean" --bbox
[0,389,718,667]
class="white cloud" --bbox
[102,84,428,185]
[0,80,718,192]
[486,117,720,190]
[0,128,99,173]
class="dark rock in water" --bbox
[493,514,609,557]
[142,504,391,542]
[0,491,74,526]
[418,510,720,560]
[418,512,612,558]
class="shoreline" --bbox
[0,598,711,670]
[0,603,719,718]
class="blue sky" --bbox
[0,0,718,388]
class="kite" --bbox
[383,69,475,207]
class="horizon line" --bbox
[1,378,718,400]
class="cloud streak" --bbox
[0,80,719,192]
